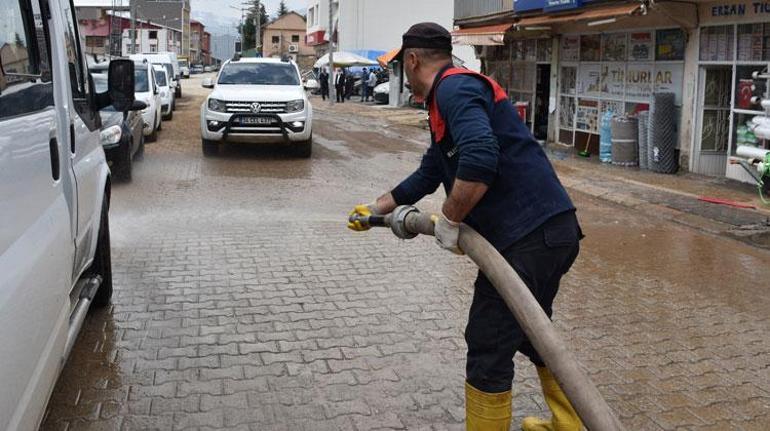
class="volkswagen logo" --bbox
[250,102,262,113]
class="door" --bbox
[0,0,75,428]
[59,0,105,277]
[694,66,731,176]
[534,64,551,141]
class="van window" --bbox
[60,0,100,131]
[0,0,54,119]
[135,68,149,92]
[154,69,167,87]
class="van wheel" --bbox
[296,136,312,158]
[148,121,158,142]
[90,197,113,308]
[113,143,133,182]
[176,87,182,98]
[202,139,219,157]
[157,116,163,131]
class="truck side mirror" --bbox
[109,60,135,112]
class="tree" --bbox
[277,0,289,16]
[237,1,269,51]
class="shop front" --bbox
[690,0,770,183]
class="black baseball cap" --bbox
[395,22,453,61]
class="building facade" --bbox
[135,0,191,57]
[263,12,315,70]
[190,20,205,65]
[305,0,481,70]
[452,0,770,184]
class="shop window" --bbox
[561,35,579,62]
[601,33,626,62]
[656,29,685,61]
[576,99,599,133]
[536,39,551,62]
[734,65,765,111]
[629,32,653,61]
[699,25,734,62]
[600,100,623,118]
[559,97,576,130]
[580,34,600,62]
[737,24,764,61]
[560,66,576,96]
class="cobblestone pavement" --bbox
[41,76,770,430]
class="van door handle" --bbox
[69,123,75,154]
[49,138,60,181]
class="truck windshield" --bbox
[179,60,189,68]
[218,63,299,86]
[164,64,174,79]
[135,68,149,92]
[154,69,167,87]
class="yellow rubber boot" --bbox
[466,381,512,431]
[521,367,582,431]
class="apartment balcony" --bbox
[454,0,513,22]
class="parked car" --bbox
[0,0,140,428]
[153,64,175,121]
[134,61,163,141]
[179,58,191,78]
[91,73,146,181]
[200,57,313,157]
[204,65,214,73]
[373,81,390,104]
[136,52,182,98]
[191,64,204,74]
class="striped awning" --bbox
[452,24,514,46]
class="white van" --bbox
[136,52,182,98]
[0,0,141,429]
[153,64,175,120]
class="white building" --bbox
[305,0,480,71]
[121,26,181,56]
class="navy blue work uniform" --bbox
[391,65,582,394]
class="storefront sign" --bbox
[544,0,583,12]
[701,1,770,23]
[514,0,596,13]
[601,63,625,98]
[626,63,684,103]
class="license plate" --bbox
[241,117,275,125]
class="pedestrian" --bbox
[335,68,346,103]
[361,68,369,102]
[345,68,355,101]
[319,68,329,101]
[347,23,582,431]
[366,68,378,102]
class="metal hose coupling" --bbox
[390,205,419,240]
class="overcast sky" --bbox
[192,0,307,21]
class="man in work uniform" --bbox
[348,23,583,431]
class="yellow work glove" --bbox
[347,203,378,232]
[431,213,464,255]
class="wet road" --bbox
[41,75,769,430]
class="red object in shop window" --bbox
[515,102,528,122]
[738,79,753,109]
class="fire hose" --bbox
[350,206,626,431]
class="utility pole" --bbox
[130,0,137,54]
[254,0,261,56]
[328,0,335,104]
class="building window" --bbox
[272,36,280,44]
[291,34,300,43]
[149,30,158,40]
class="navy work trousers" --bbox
[465,210,582,393]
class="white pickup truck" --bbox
[0,0,142,429]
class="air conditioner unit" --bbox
[288,44,299,53]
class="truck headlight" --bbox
[208,98,226,112]
[286,99,305,113]
[100,125,122,145]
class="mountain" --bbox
[191,10,239,36]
